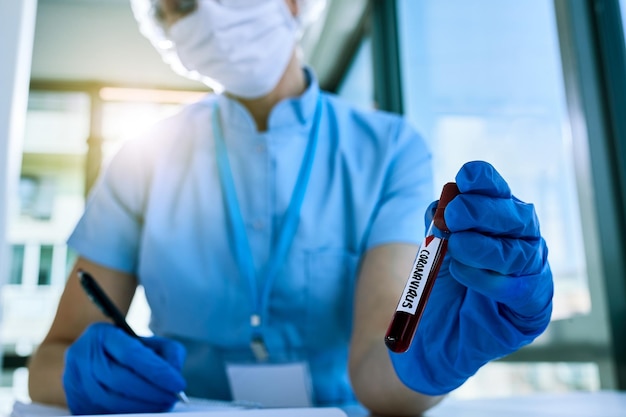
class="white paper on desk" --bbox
[10,398,240,417]
[226,362,313,408]
[88,410,345,417]
[10,401,69,417]
[165,410,345,417]
[11,401,347,417]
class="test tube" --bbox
[384,182,460,353]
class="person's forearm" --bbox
[349,340,444,417]
[28,342,70,407]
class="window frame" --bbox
[553,0,626,389]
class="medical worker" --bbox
[27,0,553,415]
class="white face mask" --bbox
[166,0,299,99]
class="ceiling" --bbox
[30,0,369,91]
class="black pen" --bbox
[78,269,190,404]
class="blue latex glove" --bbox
[390,160,553,395]
[63,322,187,415]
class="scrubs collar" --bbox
[215,67,320,135]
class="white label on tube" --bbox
[396,235,443,315]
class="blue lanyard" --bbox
[212,98,322,349]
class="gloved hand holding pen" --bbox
[389,160,553,395]
[63,323,187,415]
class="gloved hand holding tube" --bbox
[63,323,187,415]
[388,160,553,395]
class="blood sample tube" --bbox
[384,182,460,353]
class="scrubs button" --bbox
[255,144,266,153]
[253,220,264,230]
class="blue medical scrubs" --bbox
[68,68,434,405]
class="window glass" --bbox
[8,246,25,285]
[17,91,88,231]
[37,245,54,286]
[398,0,588,321]
[397,0,596,395]
[23,91,90,154]
[66,247,79,277]
[622,0,626,39]
[101,100,181,165]
[457,362,600,398]
[3,91,90,380]
[99,88,205,167]
[337,37,375,109]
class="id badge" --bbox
[226,361,313,408]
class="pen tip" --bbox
[178,391,190,404]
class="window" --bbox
[395,0,610,396]
[3,86,205,364]
[18,90,89,234]
[2,90,91,370]
[337,37,375,109]
[8,90,90,287]
[99,87,204,167]
[23,91,90,154]
[8,246,25,286]
[398,0,588,320]
[622,0,626,38]
[37,245,54,286]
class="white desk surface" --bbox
[432,391,626,417]
[11,391,626,417]
[344,391,626,417]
